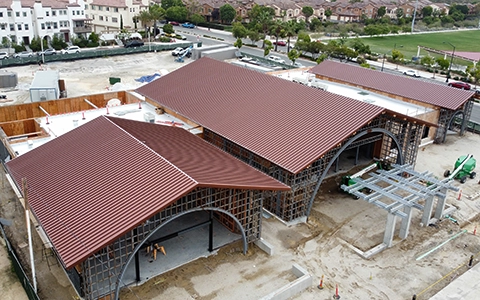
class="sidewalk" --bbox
[430,257,480,299]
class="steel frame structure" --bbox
[63,187,264,300]
[435,99,474,143]
[203,113,424,223]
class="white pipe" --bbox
[84,99,98,109]
[23,179,37,292]
[38,105,50,117]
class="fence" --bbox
[0,224,40,300]
[0,42,193,67]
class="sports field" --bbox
[359,29,480,61]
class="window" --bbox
[81,10,84,15]
[9,24,14,31]
[91,5,95,10]
[85,5,88,10]
[24,24,28,30]
[105,16,108,21]
[41,23,45,29]
[46,22,51,29]
[106,7,109,11]
[0,12,3,17]
[17,24,21,30]
[23,12,26,17]
[46,11,49,16]
[15,12,19,17]
[99,6,103,11]
[77,10,80,15]
[112,17,118,23]
[52,11,56,16]
[99,16,103,21]
[53,22,57,29]
[7,11,11,17]
[114,8,118,12]
[0,24,4,30]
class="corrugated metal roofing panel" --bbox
[5,116,288,269]
[310,60,474,111]
[135,57,385,174]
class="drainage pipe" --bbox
[416,229,467,261]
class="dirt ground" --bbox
[1,53,480,300]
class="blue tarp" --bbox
[135,73,161,83]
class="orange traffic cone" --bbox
[333,284,340,299]
[474,225,477,235]
[458,190,462,201]
[317,275,324,289]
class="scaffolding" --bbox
[203,113,424,223]
[435,99,474,143]
[62,187,264,300]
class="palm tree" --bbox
[284,20,297,53]
[257,10,273,49]
[137,10,152,34]
[270,20,285,52]
[149,4,165,37]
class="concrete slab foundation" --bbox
[254,238,274,256]
[259,264,312,300]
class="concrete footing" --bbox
[254,238,274,256]
[259,264,312,300]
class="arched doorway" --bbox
[113,208,247,299]
[306,128,404,216]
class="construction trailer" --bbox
[136,57,428,223]
[29,70,60,102]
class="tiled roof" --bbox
[5,116,288,269]
[135,57,385,174]
[310,60,474,111]
[2,0,78,9]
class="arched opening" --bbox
[114,208,247,299]
[444,110,465,143]
[306,128,404,216]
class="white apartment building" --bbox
[85,0,149,34]
[0,0,90,46]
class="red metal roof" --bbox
[310,60,474,111]
[5,116,288,269]
[135,57,385,174]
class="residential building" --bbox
[0,0,90,46]
[85,0,149,33]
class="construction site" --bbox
[0,51,480,300]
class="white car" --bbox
[267,55,285,64]
[171,47,184,56]
[61,46,81,54]
[291,62,304,68]
[404,70,420,78]
[13,51,33,58]
[0,51,9,59]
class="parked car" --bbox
[124,40,144,48]
[13,51,34,58]
[182,23,195,28]
[448,81,471,90]
[404,70,420,78]
[165,32,176,38]
[169,21,180,26]
[291,62,304,68]
[37,48,57,56]
[273,41,287,46]
[267,55,285,64]
[171,47,185,56]
[0,51,9,59]
[60,46,81,54]
[175,34,187,40]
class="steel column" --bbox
[421,196,435,226]
[399,206,412,239]
[383,213,396,247]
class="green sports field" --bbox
[358,30,480,60]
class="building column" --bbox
[383,213,396,247]
[399,206,412,239]
[434,190,447,219]
[421,195,435,226]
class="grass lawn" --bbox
[357,30,480,61]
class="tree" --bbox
[288,49,300,65]
[132,15,139,29]
[349,38,371,54]
[163,23,174,34]
[120,15,124,30]
[248,5,274,49]
[363,24,380,36]
[377,6,386,18]
[219,4,236,24]
[325,9,332,20]
[263,39,273,57]
[435,57,449,70]
[166,6,188,22]
[161,0,184,10]
[247,30,261,45]
[467,64,480,88]
[391,49,404,63]
[421,55,436,78]
[138,10,152,33]
[149,4,165,37]
[234,38,243,49]
[190,13,204,26]
[185,0,202,18]
[316,53,328,64]
[284,20,300,53]
[232,22,248,39]
[269,20,285,51]
[396,8,404,19]
[302,6,314,23]
[422,6,433,17]
[309,18,322,31]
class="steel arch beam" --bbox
[113,207,247,299]
[444,110,465,143]
[305,128,404,217]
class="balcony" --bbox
[73,26,92,34]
